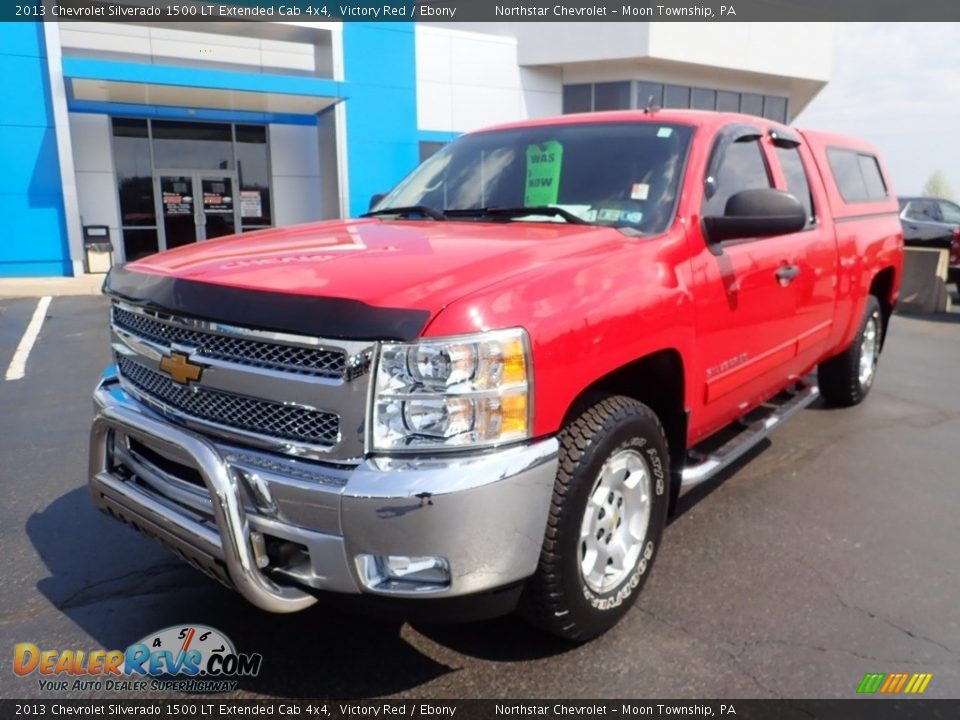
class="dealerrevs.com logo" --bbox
[14,625,261,693]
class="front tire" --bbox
[818,295,883,407]
[521,396,670,641]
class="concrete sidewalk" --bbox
[0,274,105,299]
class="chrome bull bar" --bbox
[89,399,317,613]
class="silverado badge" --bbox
[159,351,205,385]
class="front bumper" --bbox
[89,369,558,613]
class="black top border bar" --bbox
[11,0,960,21]
[103,265,431,341]
[3,699,960,720]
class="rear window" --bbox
[826,148,888,203]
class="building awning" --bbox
[63,57,345,118]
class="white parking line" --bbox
[4,296,52,382]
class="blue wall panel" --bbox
[0,54,55,128]
[342,24,419,217]
[0,23,71,277]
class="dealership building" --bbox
[0,21,833,276]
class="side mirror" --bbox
[369,193,386,211]
[702,188,806,251]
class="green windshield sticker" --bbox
[525,141,563,206]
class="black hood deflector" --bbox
[103,266,431,342]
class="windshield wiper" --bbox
[362,205,446,221]
[444,206,589,225]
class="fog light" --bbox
[250,531,269,569]
[356,554,450,593]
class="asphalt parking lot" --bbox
[1,293,959,700]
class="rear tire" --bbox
[818,295,883,407]
[521,396,669,642]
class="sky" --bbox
[795,23,960,198]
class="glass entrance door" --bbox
[198,174,237,240]
[158,175,197,250]
[155,171,239,251]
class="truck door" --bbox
[690,124,816,436]
[766,129,838,369]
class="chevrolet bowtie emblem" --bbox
[159,352,205,385]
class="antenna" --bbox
[643,94,660,114]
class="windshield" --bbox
[374,122,694,234]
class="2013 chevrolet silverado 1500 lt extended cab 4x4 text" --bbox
[90,110,903,641]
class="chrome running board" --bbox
[680,379,820,489]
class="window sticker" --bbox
[240,190,262,218]
[622,210,644,224]
[597,208,622,222]
[525,140,564,206]
[554,205,595,222]
[630,183,650,201]
[162,192,192,216]
[657,127,674,138]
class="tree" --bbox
[922,170,956,201]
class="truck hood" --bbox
[128,218,622,310]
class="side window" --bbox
[938,201,960,225]
[858,155,888,199]
[704,137,772,217]
[774,144,815,228]
[826,148,888,203]
[904,200,940,222]
[826,149,867,202]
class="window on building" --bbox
[763,96,788,123]
[740,93,764,117]
[121,229,160,262]
[562,84,593,114]
[704,137,772,217]
[775,144,815,227]
[111,118,275,260]
[663,84,691,109]
[113,118,155,229]
[559,82,789,124]
[151,120,234,170]
[717,91,740,112]
[594,81,632,111]
[235,124,272,230]
[112,118,158,261]
[691,88,717,111]
[636,82,664,110]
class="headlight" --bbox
[371,328,532,451]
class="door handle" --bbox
[775,264,800,285]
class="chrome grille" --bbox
[116,356,340,447]
[112,305,345,379]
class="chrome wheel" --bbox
[859,313,880,387]
[579,448,651,594]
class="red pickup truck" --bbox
[90,110,902,641]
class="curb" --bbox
[0,275,105,299]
